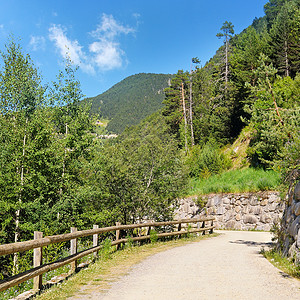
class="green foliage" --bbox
[188,168,281,195]
[88,113,188,225]
[262,248,300,278]
[246,56,300,168]
[150,230,158,243]
[187,143,231,179]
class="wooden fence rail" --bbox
[0,216,215,293]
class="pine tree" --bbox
[216,21,235,90]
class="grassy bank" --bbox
[262,249,300,279]
[188,168,281,196]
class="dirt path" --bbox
[70,231,300,300]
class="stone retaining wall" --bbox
[175,191,284,231]
[278,181,300,264]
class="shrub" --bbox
[188,143,231,178]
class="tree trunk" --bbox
[13,118,28,275]
[189,75,195,146]
[284,40,289,77]
[225,36,229,90]
[181,82,188,153]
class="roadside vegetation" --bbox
[262,248,300,279]
[188,168,281,196]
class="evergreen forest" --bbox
[0,0,299,289]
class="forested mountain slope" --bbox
[84,73,172,133]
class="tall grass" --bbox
[187,168,281,196]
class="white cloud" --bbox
[91,13,135,40]
[29,35,46,51]
[48,14,135,73]
[89,40,123,70]
[48,24,94,74]
[89,13,135,71]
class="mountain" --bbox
[85,73,173,133]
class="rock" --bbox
[294,203,300,216]
[207,207,214,215]
[235,200,241,206]
[223,197,230,204]
[294,182,300,202]
[260,199,268,206]
[297,228,300,248]
[250,196,258,206]
[216,206,225,215]
[268,202,277,212]
[252,206,262,215]
[288,242,297,258]
[288,215,300,239]
[264,224,271,231]
[283,237,290,257]
[243,215,258,224]
[224,210,234,221]
[214,195,223,206]
[242,205,250,214]
[235,214,241,221]
[206,198,214,208]
[225,220,236,229]
[235,206,241,213]
[234,223,243,230]
[260,214,272,224]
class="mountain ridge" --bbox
[85,73,173,133]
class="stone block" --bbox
[253,206,263,215]
[235,200,241,206]
[225,220,236,229]
[235,206,241,213]
[207,207,214,215]
[260,214,272,224]
[234,223,243,230]
[206,198,214,207]
[294,203,300,216]
[214,195,223,206]
[242,205,250,214]
[268,202,277,212]
[263,224,271,231]
[297,228,300,248]
[223,197,230,204]
[224,210,234,221]
[243,214,258,224]
[288,215,300,239]
[260,199,268,206]
[294,182,300,202]
[235,214,241,221]
[216,206,225,215]
[250,197,258,206]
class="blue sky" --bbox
[0,0,268,98]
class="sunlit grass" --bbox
[262,248,300,279]
[187,168,281,196]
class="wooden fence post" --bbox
[70,227,77,273]
[115,222,121,250]
[93,225,99,259]
[202,221,206,235]
[210,220,214,234]
[33,231,43,290]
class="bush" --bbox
[188,143,231,178]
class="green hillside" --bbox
[85,73,173,133]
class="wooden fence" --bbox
[0,216,215,293]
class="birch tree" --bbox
[0,37,45,274]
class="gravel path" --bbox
[73,231,300,300]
